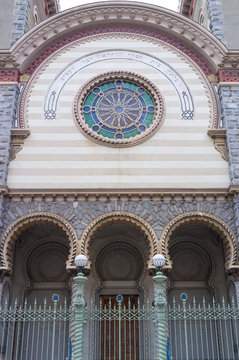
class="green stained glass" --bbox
[82,79,156,140]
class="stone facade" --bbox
[0,3,239,358]
[219,85,239,185]
[207,0,226,45]
[11,0,30,45]
[1,197,236,240]
[0,85,18,186]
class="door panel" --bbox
[99,295,139,360]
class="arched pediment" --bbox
[5,1,227,72]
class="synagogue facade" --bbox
[0,1,239,358]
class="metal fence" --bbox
[168,295,239,360]
[1,294,239,360]
[88,295,156,360]
[0,297,71,360]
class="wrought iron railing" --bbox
[1,293,239,360]
[0,297,71,360]
[168,294,239,360]
[88,295,156,360]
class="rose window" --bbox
[74,72,164,147]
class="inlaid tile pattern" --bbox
[7,36,229,189]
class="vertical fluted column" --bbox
[153,270,168,360]
[73,273,87,360]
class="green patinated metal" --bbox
[0,297,71,360]
[1,290,239,360]
[168,295,239,360]
[89,295,156,360]
[73,272,88,360]
[153,270,168,360]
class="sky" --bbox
[60,0,179,12]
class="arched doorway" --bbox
[11,224,71,305]
[167,223,228,303]
[165,219,238,360]
[0,215,75,359]
[81,212,157,360]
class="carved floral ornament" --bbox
[0,212,79,272]
[73,72,164,147]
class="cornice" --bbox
[10,129,31,161]
[0,2,228,72]
[1,188,234,202]
[219,51,239,69]
[207,128,227,161]
[229,185,239,195]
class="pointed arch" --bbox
[159,212,239,271]
[0,212,79,272]
[79,211,159,269]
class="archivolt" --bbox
[0,212,78,272]
[79,211,159,269]
[159,212,239,271]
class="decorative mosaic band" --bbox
[218,70,239,82]
[0,69,19,82]
[24,25,215,77]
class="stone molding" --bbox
[207,128,228,161]
[0,2,228,71]
[0,212,79,272]
[159,211,239,272]
[73,71,165,147]
[20,32,218,129]
[78,211,159,269]
[0,188,234,202]
[10,128,30,161]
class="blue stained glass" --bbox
[139,125,146,131]
[83,105,91,112]
[148,106,155,112]
[93,87,100,94]
[82,79,155,140]
[92,125,100,132]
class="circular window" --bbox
[74,72,164,147]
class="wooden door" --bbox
[99,295,140,360]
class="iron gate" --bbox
[0,296,71,360]
[88,295,156,360]
[168,294,239,360]
[1,294,239,359]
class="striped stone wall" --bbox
[7,35,230,189]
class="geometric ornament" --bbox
[74,72,164,147]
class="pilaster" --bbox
[207,0,226,45]
[218,85,239,185]
[0,84,19,187]
[11,0,30,45]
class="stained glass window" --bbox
[74,72,164,147]
[82,80,155,140]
